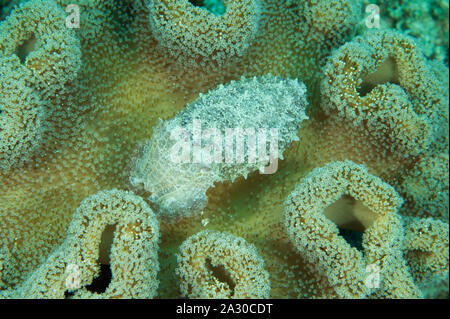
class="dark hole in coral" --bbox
[83,224,116,294]
[85,264,113,294]
[205,257,236,294]
[16,34,37,64]
[64,290,75,298]
[99,224,116,265]
[324,195,377,232]
[188,0,226,15]
[64,263,113,297]
[357,57,400,97]
[189,0,205,6]
[338,228,364,251]
[324,194,378,252]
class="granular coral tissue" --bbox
[0,0,448,300]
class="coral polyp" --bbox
[176,230,270,299]
[321,30,447,160]
[1,189,160,299]
[0,0,81,96]
[148,0,261,68]
[284,161,422,298]
[0,0,448,299]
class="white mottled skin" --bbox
[129,74,308,220]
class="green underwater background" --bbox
[0,0,448,299]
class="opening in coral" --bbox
[188,0,226,15]
[338,228,364,251]
[83,224,116,294]
[323,195,377,231]
[323,195,377,251]
[16,34,37,64]
[205,257,236,294]
[189,0,205,6]
[64,290,74,299]
[85,264,113,294]
[358,57,400,97]
[98,224,116,265]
